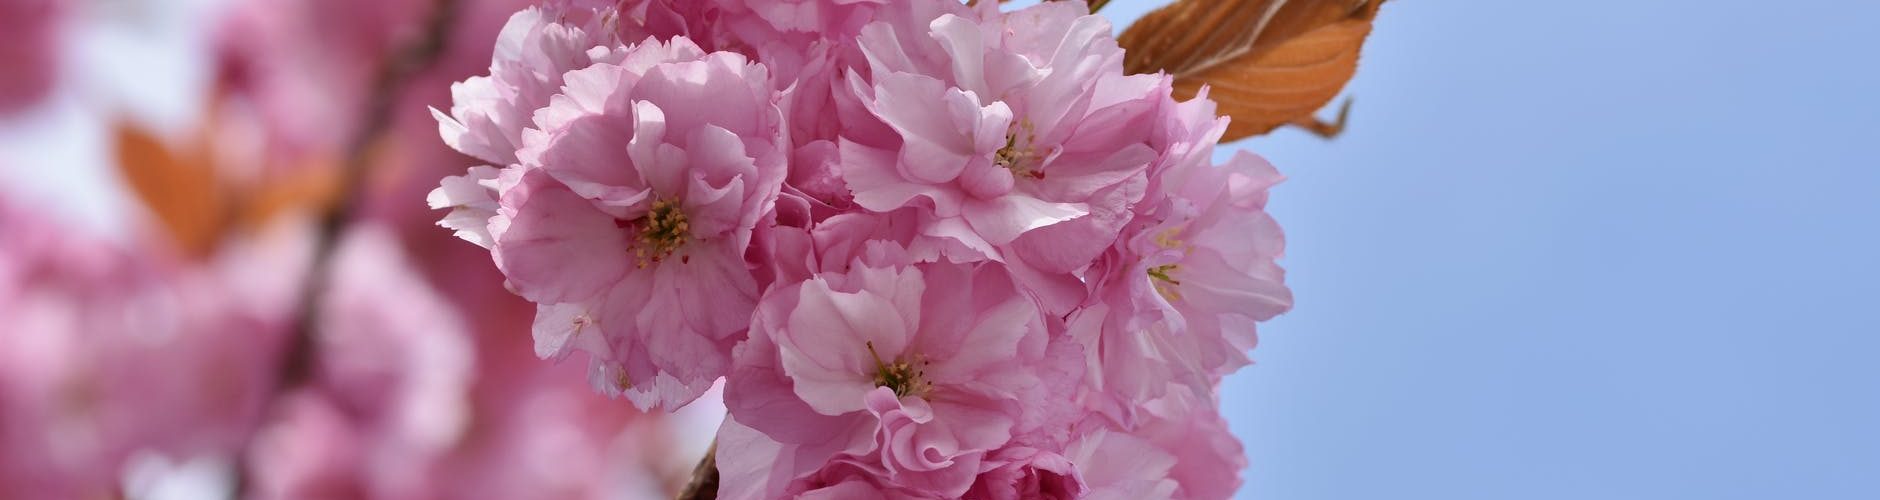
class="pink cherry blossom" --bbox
[434,6,620,168]
[1074,142,1294,420]
[1118,392,1250,500]
[428,5,619,249]
[477,34,787,411]
[837,1,1164,263]
[961,446,1085,500]
[712,0,882,43]
[1146,150,1293,371]
[417,1,1303,497]
[721,252,1052,498]
[959,396,1244,500]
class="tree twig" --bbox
[675,439,719,500]
[228,0,463,497]
[1287,97,1354,139]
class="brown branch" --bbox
[228,0,463,498]
[675,439,720,500]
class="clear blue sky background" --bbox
[5,1,1877,498]
[1096,1,1880,498]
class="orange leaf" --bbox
[115,117,344,258]
[1119,0,1384,141]
[236,158,342,233]
[113,121,231,257]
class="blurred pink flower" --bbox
[0,0,59,114]
[0,202,295,497]
[216,0,431,159]
[0,0,59,115]
[251,224,675,500]
[246,394,373,499]
[249,226,477,498]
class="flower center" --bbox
[866,341,932,398]
[995,123,1044,179]
[1148,227,1187,301]
[632,199,690,268]
[1148,264,1182,302]
[614,369,633,392]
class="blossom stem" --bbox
[675,439,719,500]
[226,0,463,497]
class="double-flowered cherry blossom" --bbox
[430,5,618,248]
[509,39,787,410]
[428,0,1295,497]
[433,6,790,410]
[1071,90,1293,419]
[721,247,1054,497]
[838,1,1164,268]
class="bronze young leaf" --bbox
[114,119,341,260]
[114,121,232,258]
[1119,0,1384,141]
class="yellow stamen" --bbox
[865,341,933,398]
[1148,264,1183,301]
[995,122,1044,179]
[1148,226,1190,302]
[632,199,690,268]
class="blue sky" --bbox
[1161,1,1880,498]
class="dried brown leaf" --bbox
[1120,0,1383,141]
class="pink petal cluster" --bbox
[0,202,294,498]
[431,1,1293,497]
[247,227,476,499]
[0,0,59,115]
[249,225,688,500]
[0,198,687,497]
[438,9,791,410]
[215,0,436,160]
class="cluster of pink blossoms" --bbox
[433,1,1293,498]
[0,0,60,115]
